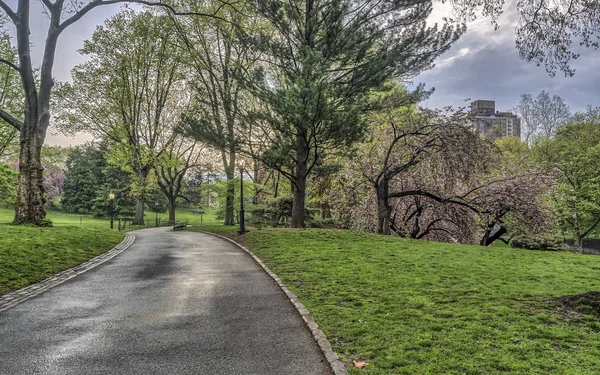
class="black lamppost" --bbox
[108,192,115,229]
[238,160,246,235]
[155,201,159,227]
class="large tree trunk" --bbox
[480,222,507,246]
[376,180,391,235]
[291,137,309,228]
[133,171,146,225]
[291,172,307,228]
[13,125,46,225]
[12,0,56,225]
[134,197,145,225]
[168,199,176,222]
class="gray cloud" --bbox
[413,8,600,114]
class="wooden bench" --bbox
[173,221,188,231]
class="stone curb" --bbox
[198,231,348,375]
[0,232,136,312]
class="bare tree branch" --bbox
[57,0,232,33]
[0,107,23,131]
[0,0,17,23]
[0,59,19,73]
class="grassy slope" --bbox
[0,207,125,295]
[238,229,600,374]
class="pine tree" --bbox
[246,0,465,227]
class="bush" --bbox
[247,196,315,228]
[246,197,293,227]
[511,233,563,251]
[247,204,269,229]
[306,218,338,228]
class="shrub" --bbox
[511,233,563,251]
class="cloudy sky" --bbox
[16,1,600,147]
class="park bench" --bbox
[172,220,188,231]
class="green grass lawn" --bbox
[0,207,125,295]
[222,228,600,374]
[164,206,220,226]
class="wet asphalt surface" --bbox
[0,228,329,374]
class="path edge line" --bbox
[0,232,136,312]
[199,231,348,375]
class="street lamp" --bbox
[108,192,115,229]
[238,159,246,235]
[155,201,159,227]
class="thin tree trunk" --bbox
[224,167,235,225]
[376,181,391,235]
[572,218,583,253]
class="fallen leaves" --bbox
[353,360,368,369]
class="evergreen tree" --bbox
[62,143,132,215]
[61,145,105,213]
[246,0,465,227]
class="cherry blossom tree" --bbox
[329,89,556,245]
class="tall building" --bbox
[470,100,521,140]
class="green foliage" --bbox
[232,228,600,374]
[0,162,17,206]
[247,196,295,227]
[494,136,530,166]
[56,10,187,224]
[62,143,133,216]
[0,24,23,159]
[245,0,465,226]
[61,146,103,213]
[534,108,600,245]
[511,233,564,251]
[213,177,255,222]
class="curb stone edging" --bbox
[198,231,348,375]
[0,232,136,312]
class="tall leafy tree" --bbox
[534,107,600,252]
[62,144,106,213]
[247,0,465,227]
[57,10,188,224]
[0,0,226,225]
[173,0,263,225]
[155,138,205,221]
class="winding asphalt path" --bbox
[0,228,329,374]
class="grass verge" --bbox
[203,228,600,374]
[0,207,125,296]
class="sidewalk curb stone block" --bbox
[199,231,348,375]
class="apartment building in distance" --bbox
[470,100,521,140]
